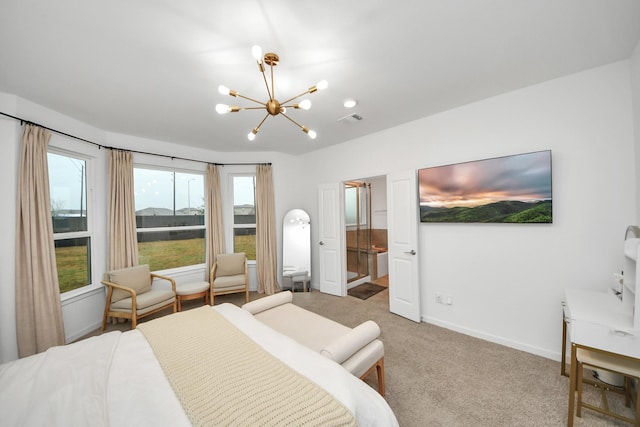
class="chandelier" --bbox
[216,45,328,141]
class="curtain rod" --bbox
[0,111,271,167]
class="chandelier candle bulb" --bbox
[297,99,311,110]
[301,126,317,139]
[218,86,238,97]
[251,45,263,61]
[215,104,230,114]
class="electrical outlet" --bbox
[446,295,453,305]
[435,293,444,304]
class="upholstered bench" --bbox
[242,291,385,395]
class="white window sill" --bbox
[153,263,207,277]
[60,283,104,305]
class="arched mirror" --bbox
[282,209,311,292]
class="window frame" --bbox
[133,164,207,272]
[48,146,95,296]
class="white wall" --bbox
[296,61,636,360]
[0,94,20,362]
[631,40,640,225]
[369,176,388,230]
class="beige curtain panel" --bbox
[206,163,225,274]
[255,164,280,295]
[15,124,65,357]
[107,149,139,270]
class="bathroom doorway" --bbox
[345,181,370,286]
[344,176,388,289]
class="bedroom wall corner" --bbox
[0,94,20,362]
[630,39,640,225]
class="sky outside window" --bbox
[48,152,86,213]
[233,176,255,207]
[134,169,204,212]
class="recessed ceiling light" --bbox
[343,99,357,108]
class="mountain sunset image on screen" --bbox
[418,150,552,223]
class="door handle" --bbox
[319,241,325,246]
[404,249,416,255]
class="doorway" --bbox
[344,176,388,289]
[318,171,421,321]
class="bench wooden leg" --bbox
[360,357,385,396]
[376,357,385,396]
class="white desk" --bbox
[563,288,640,426]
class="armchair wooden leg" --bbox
[102,287,113,332]
[101,312,108,332]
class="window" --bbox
[232,175,256,260]
[345,185,368,227]
[134,168,205,271]
[48,151,92,294]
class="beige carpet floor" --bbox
[93,289,635,426]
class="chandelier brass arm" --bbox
[279,111,316,138]
[280,83,327,106]
[226,90,266,106]
[248,113,271,140]
[216,45,327,142]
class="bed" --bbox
[0,303,398,426]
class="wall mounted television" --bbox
[418,150,552,223]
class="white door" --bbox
[318,182,345,296]
[387,170,421,322]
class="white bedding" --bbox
[0,331,121,427]
[0,303,398,426]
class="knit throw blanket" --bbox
[137,306,357,426]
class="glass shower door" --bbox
[345,182,371,283]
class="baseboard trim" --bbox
[423,315,561,362]
[66,320,102,344]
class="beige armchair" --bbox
[210,253,249,305]
[101,264,176,331]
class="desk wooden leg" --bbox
[561,315,568,376]
[567,343,577,427]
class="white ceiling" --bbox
[1,1,639,155]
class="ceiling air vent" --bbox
[337,113,363,124]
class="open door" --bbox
[387,170,421,322]
[318,182,345,296]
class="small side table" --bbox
[176,281,210,311]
